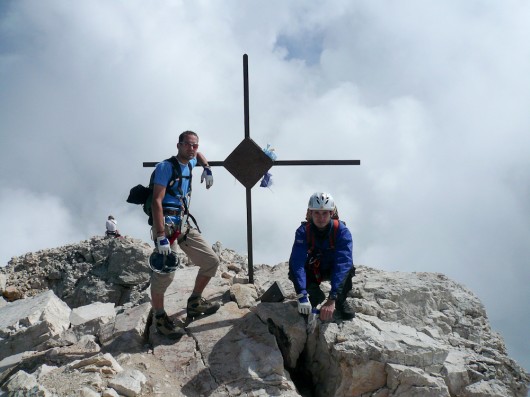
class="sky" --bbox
[1,0,529,372]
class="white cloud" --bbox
[0,188,85,266]
[1,0,529,371]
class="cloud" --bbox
[0,187,85,266]
[1,0,529,371]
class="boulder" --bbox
[179,302,300,396]
[99,302,152,352]
[0,290,71,360]
[69,302,116,338]
[108,368,147,397]
[386,363,450,397]
[3,370,53,396]
[230,283,258,308]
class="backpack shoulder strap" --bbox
[329,219,340,249]
[164,156,191,198]
[166,157,193,185]
[148,157,181,188]
[186,162,193,194]
[306,220,340,251]
[165,157,182,184]
[305,222,315,253]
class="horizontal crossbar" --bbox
[143,159,360,168]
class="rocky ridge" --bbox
[0,236,528,396]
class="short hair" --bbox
[178,130,199,143]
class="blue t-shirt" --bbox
[153,157,197,210]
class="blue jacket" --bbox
[289,220,353,297]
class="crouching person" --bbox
[288,192,355,322]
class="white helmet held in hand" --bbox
[308,192,335,211]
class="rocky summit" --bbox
[0,236,528,397]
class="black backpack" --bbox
[126,157,192,225]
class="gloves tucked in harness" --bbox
[155,236,171,255]
[201,167,213,189]
[297,293,311,315]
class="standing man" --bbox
[289,192,356,322]
[150,130,220,338]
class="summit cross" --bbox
[144,54,361,283]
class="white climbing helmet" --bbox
[308,192,335,211]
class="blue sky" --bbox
[1,0,529,372]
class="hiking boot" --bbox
[336,299,356,320]
[155,312,185,340]
[186,296,220,319]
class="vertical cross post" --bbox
[243,54,254,284]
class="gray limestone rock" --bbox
[0,290,71,360]
[3,369,53,396]
[230,283,259,308]
[1,236,152,308]
[107,368,147,397]
[0,239,528,397]
[69,301,116,338]
[99,302,152,353]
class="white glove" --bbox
[201,167,213,189]
[155,236,171,255]
[297,293,311,315]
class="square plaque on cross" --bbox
[223,138,273,189]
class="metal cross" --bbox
[144,54,360,283]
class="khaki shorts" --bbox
[150,225,220,295]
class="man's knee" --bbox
[197,255,219,278]
[180,229,220,278]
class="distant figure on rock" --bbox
[289,192,356,322]
[105,215,121,238]
[148,130,220,339]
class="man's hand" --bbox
[297,293,311,315]
[320,299,336,321]
[155,236,171,255]
[201,167,213,189]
